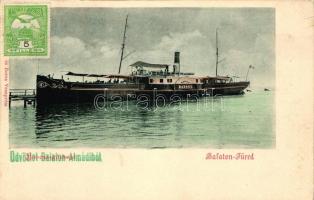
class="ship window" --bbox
[167,79,172,83]
[150,79,153,83]
[160,79,163,83]
[196,79,199,83]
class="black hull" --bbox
[36,75,249,105]
[36,88,207,104]
[204,82,250,96]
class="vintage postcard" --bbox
[0,1,313,200]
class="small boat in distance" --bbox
[36,16,250,105]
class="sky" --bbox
[10,7,275,89]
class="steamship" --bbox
[36,16,250,105]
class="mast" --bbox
[118,15,128,74]
[215,28,219,77]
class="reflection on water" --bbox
[9,92,275,148]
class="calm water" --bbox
[9,91,275,148]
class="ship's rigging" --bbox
[118,15,129,74]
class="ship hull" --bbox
[37,87,206,105]
[36,75,140,104]
[203,82,250,96]
[36,75,249,105]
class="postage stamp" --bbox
[4,5,48,56]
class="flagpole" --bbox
[245,65,253,81]
[215,28,219,77]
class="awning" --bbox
[65,72,91,77]
[130,61,169,68]
[105,74,132,79]
[65,72,132,79]
[200,76,230,80]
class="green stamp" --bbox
[4,5,48,56]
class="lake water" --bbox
[9,91,275,148]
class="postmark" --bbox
[4,5,48,56]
